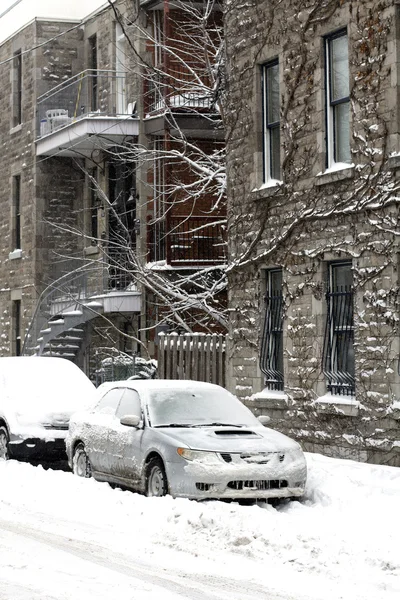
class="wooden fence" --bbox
[158,333,226,387]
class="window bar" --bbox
[260,285,284,391]
[323,284,355,396]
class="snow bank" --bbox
[0,453,399,599]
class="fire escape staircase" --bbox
[35,300,104,359]
[22,270,105,361]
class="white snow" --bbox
[0,452,399,599]
[0,0,110,45]
[0,357,96,439]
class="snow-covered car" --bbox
[0,357,97,462]
[66,380,307,500]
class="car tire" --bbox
[145,457,168,497]
[0,426,9,460]
[72,443,92,478]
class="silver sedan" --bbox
[66,380,307,500]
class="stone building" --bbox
[0,0,225,380]
[225,0,400,465]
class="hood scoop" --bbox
[214,430,258,436]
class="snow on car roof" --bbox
[0,356,96,411]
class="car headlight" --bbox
[177,448,219,463]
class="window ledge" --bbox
[388,402,400,420]
[9,249,22,260]
[251,180,283,200]
[84,244,100,256]
[387,154,400,170]
[316,163,354,186]
[10,124,23,134]
[249,389,288,409]
[313,393,359,417]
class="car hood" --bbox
[154,425,301,453]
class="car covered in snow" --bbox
[0,357,97,462]
[66,380,307,500]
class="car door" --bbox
[86,387,124,474]
[107,387,144,483]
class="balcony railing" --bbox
[144,64,213,115]
[149,216,226,266]
[36,69,134,139]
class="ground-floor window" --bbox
[323,261,355,395]
[260,268,284,390]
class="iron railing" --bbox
[22,253,137,356]
[36,69,132,139]
[149,216,226,266]
[323,286,355,396]
[144,63,213,114]
[260,288,284,391]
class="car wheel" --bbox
[145,457,168,497]
[72,443,92,478]
[0,426,9,460]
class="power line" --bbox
[0,0,23,20]
[0,21,84,67]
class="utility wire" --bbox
[0,0,22,20]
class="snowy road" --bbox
[0,454,399,600]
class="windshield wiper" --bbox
[192,423,244,428]
[153,423,195,428]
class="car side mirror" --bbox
[258,415,271,426]
[120,414,141,428]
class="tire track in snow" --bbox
[0,518,301,600]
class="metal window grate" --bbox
[323,264,355,396]
[260,270,284,391]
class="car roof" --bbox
[97,379,225,394]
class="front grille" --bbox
[220,452,285,464]
[220,453,232,463]
[196,482,213,491]
[43,424,69,430]
[227,480,288,491]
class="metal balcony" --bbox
[149,216,227,267]
[35,70,139,157]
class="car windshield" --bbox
[146,387,260,428]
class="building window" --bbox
[262,60,280,182]
[325,30,350,166]
[323,262,355,396]
[12,175,21,249]
[260,268,284,390]
[108,160,136,289]
[88,168,99,241]
[115,23,127,114]
[13,50,22,126]
[13,300,21,356]
[89,35,98,112]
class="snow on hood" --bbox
[156,424,301,453]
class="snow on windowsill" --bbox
[388,400,400,420]
[9,249,22,260]
[316,163,355,186]
[252,179,283,193]
[313,392,359,417]
[249,388,288,408]
[318,162,355,176]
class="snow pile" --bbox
[0,453,399,599]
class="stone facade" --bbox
[225,0,400,465]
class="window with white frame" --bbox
[325,30,351,167]
[13,50,22,127]
[115,22,127,114]
[260,268,284,390]
[262,60,280,182]
[323,261,355,396]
